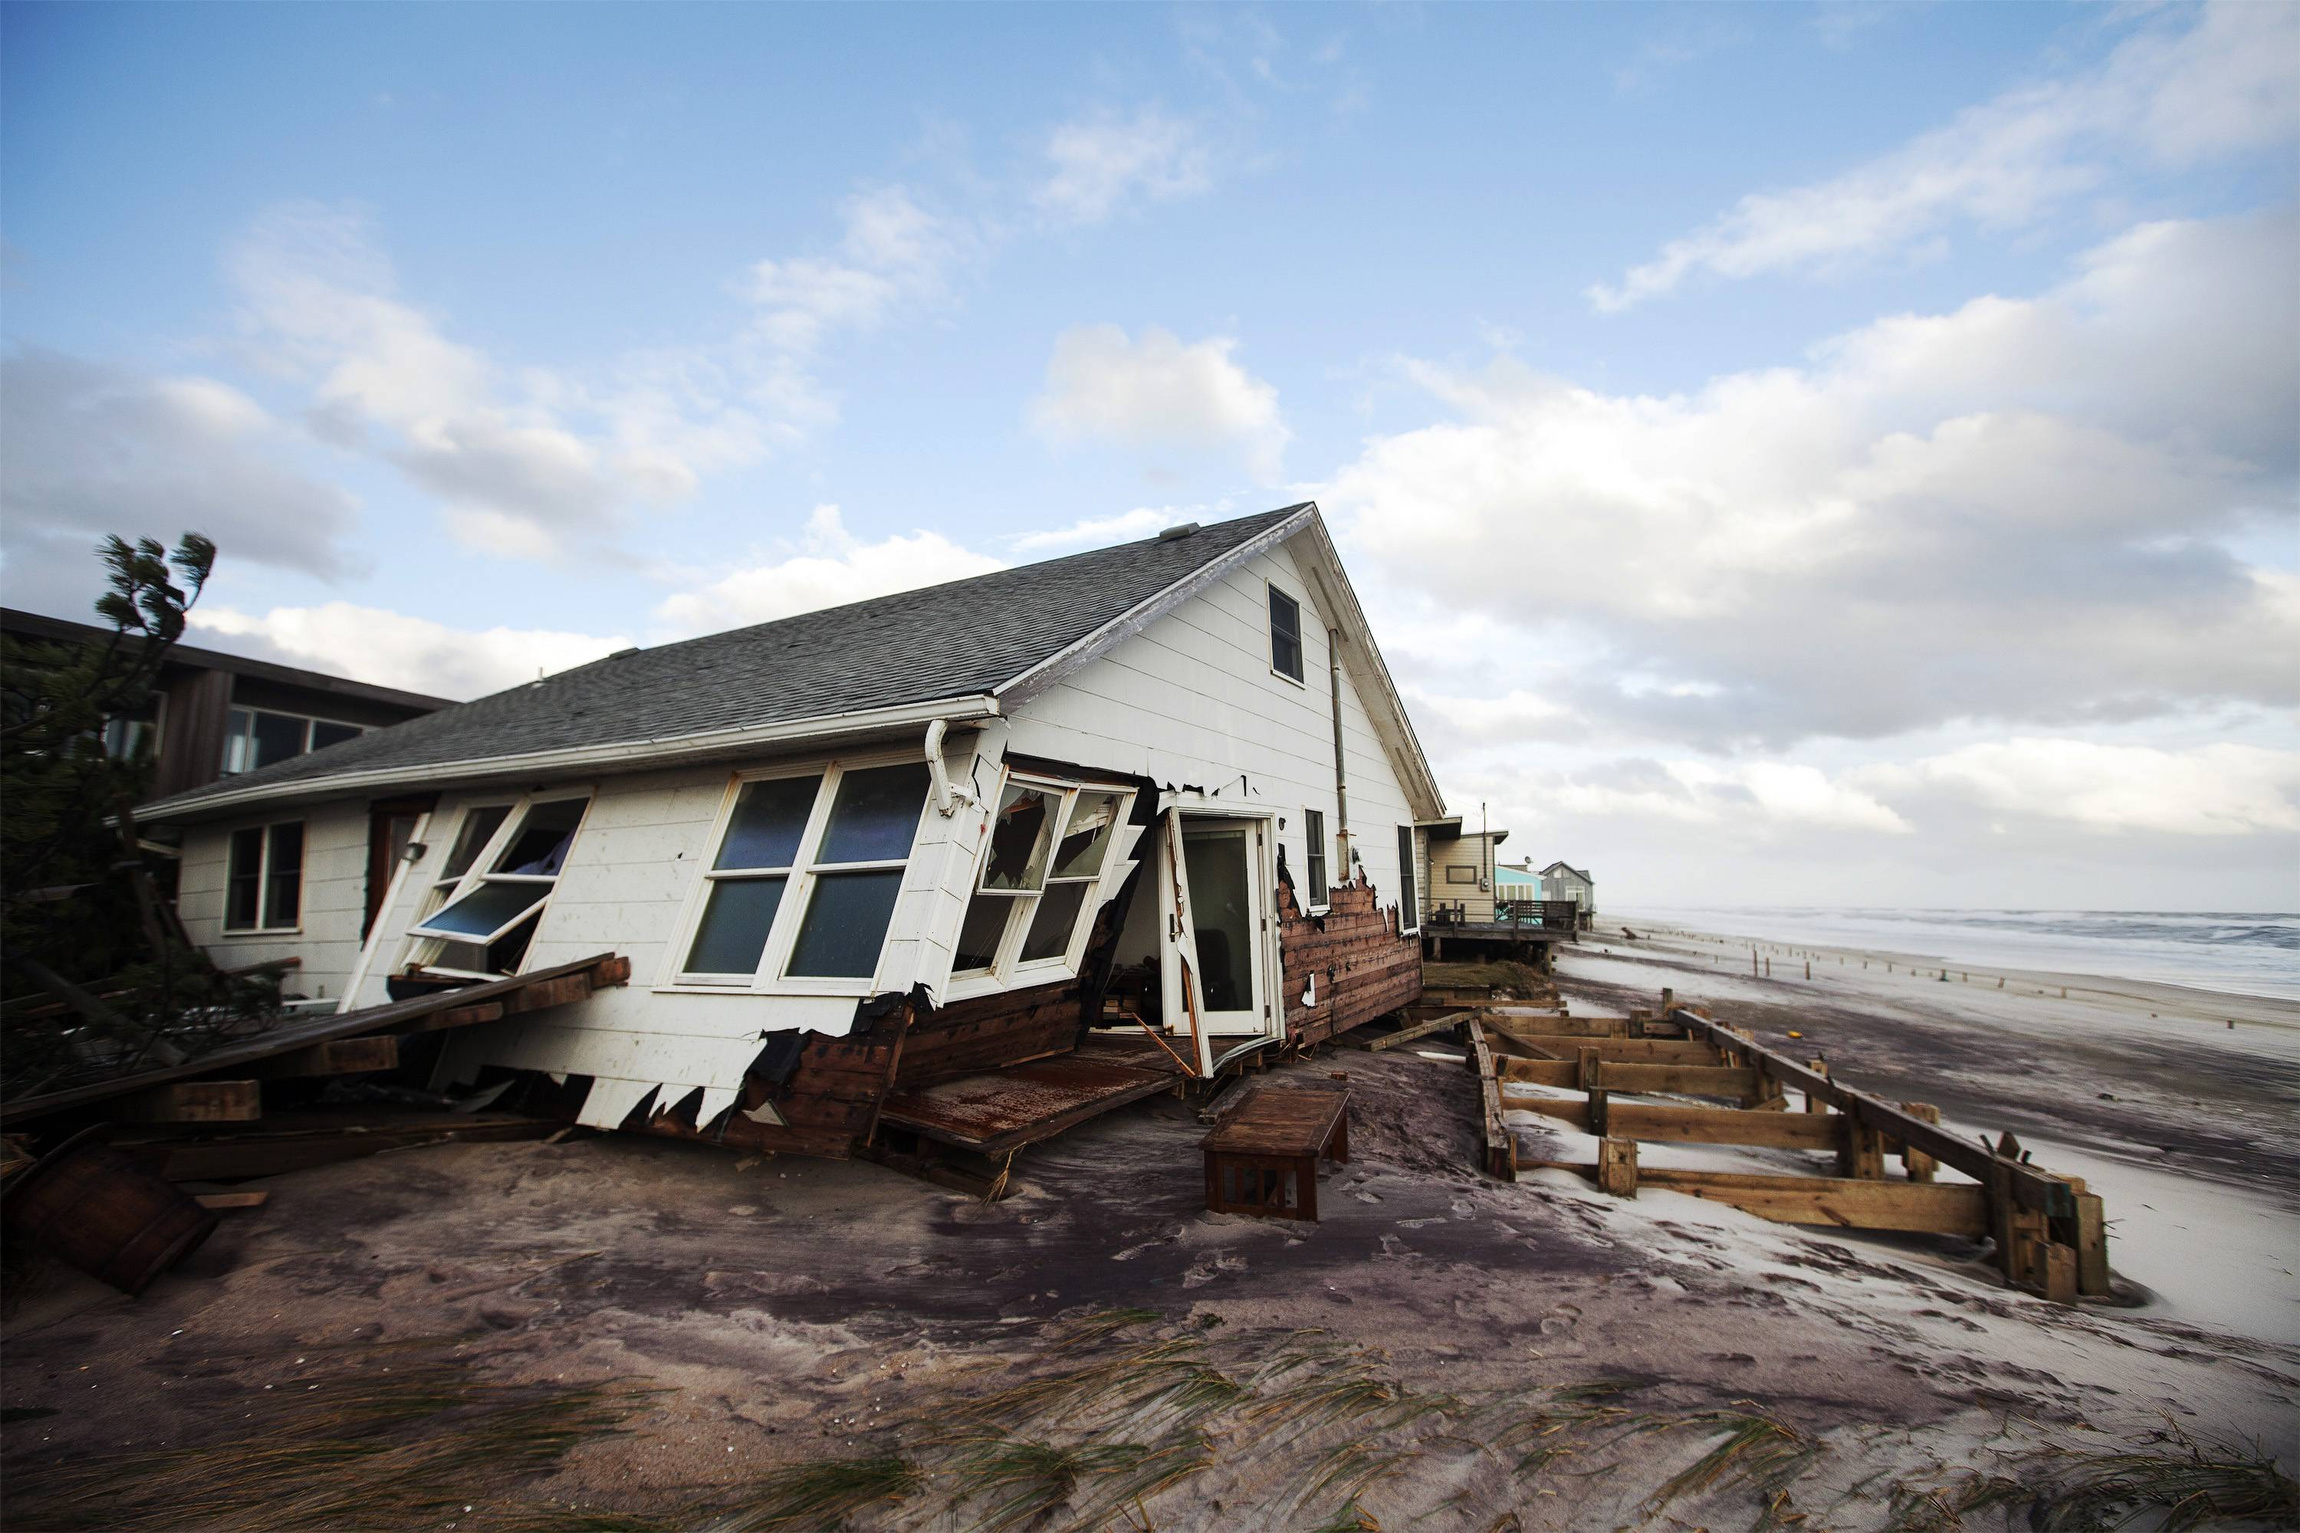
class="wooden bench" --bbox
[1199,1084,1350,1221]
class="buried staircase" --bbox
[1454,987,2111,1306]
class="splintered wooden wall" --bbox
[1278,875,1422,1050]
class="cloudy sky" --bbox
[4,3,2294,909]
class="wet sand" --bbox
[6,1023,2295,1529]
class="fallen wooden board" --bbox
[194,1190,270,1210]
[1484,1030,1720,1066]
[1337,1010,1471,1052]
[111,1081,260,1124]
[1466,1021,1516,1180]
[1504,1096,1841,1150]
[1,955,625,1125]
[1495,1055,1761,1098]
[1529,1161,1990,1235]
[129,1113,559,1181]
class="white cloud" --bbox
[230,203,781,558]
[1550,759,1912,834]
[192,603,629,701]
[745,186,968,353]
[0,346,359,603]
[1589,2,2300,309]
[1030,324,1289,481]
[1011,504,1227,554]
[1034,109,1213,226]
[1855,740,2300,836]
[1327,209,2300,749]
[652,504,1004,636]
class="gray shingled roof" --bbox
[142,505,1311,817]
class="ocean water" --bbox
[1612,906,2300,1002]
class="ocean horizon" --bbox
[1610,905,2300,1003]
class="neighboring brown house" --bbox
[1,607,453,802]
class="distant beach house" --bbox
[1419,818,1509,925]
[132,505,1444,1161]
[1494,861,1542,900]
[1540,861,1596,923]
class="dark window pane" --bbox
[441,806,510,880]
[226,827,264,928]
[253,710,308,768]
[1396,826,1417,927]
[487,911,540,975]
[222,709,255,775]
[953,891,1015,971]
[981,784,1056,892]
[417,880,548,939]
[816,762,929,864]
[311,720,361,750]
[1305,809,1328,903]
[684,876,786,975]
[1183,828,1253,1012]
[494,798,586,876]
[1269,588,1304,681]
[263,822,304,927]
[1052,792,1124,880]
[716,775,822,870]
[786,870,903,978]
[1020,881,1089,963]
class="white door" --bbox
[1159,808,1278,1074]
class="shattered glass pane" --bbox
[980,784,1056,892]
[493,797,587,876]
[953,891,1016,971]
[1051,791,1124,880]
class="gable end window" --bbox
[1304,808,1329,905]
[224,821,304,932]
[1268,585,1305,684]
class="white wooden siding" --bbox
[178,802,370,1002]
[1006,539,1420,927]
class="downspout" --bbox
[1327,627,1349,869]
[924,719,976,817]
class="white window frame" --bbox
[402,792,590,979]
[222,705,369,776]
[1266,578,1307,688]
[657,749,935,998]
[221,818,305,935]
[945,771,1136,1002]
[1303,806,1330,912]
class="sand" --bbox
[3,930,2296,1530]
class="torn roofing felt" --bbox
[138,505,1314,820]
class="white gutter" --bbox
[139,694,1003,824]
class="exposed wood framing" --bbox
[1280,875,1423,1049]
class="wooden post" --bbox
[1837,1115,1885,1179]
[1597,1136,1638,1198]
[2041,1241,2078,1305]
[2074,1192,2109,1297]
[1804,1059,1830,1113]
[1579,1047,1607,1140]
[1899,1102,1940,1181]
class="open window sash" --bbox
[1157,809,1211,1075]
[407,878,554,946]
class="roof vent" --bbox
[606,646,642,661]
[1157,521,1201,542]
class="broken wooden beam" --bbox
[1482,1029,1721,1066]
[1495,1054,1759,1099]
[244,1036,399,1079]
[193,1190,270,1211]
[1530,1161,1991,1236]
[137,1113,556,1181]
[1501,1095,1840,1150]
[111,1081,260,1124]
[1337,1010,1471,1052]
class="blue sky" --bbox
[5,2,2295,907]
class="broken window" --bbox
[224,820,304,932]
[674,759,931,989]
[221,706,369,775]
[406,794,590,977]
[1269,584,1304,684]
[1304,808,1329,904]
[953,779,1133,983]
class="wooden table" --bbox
[1199,1084,1350,1221]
